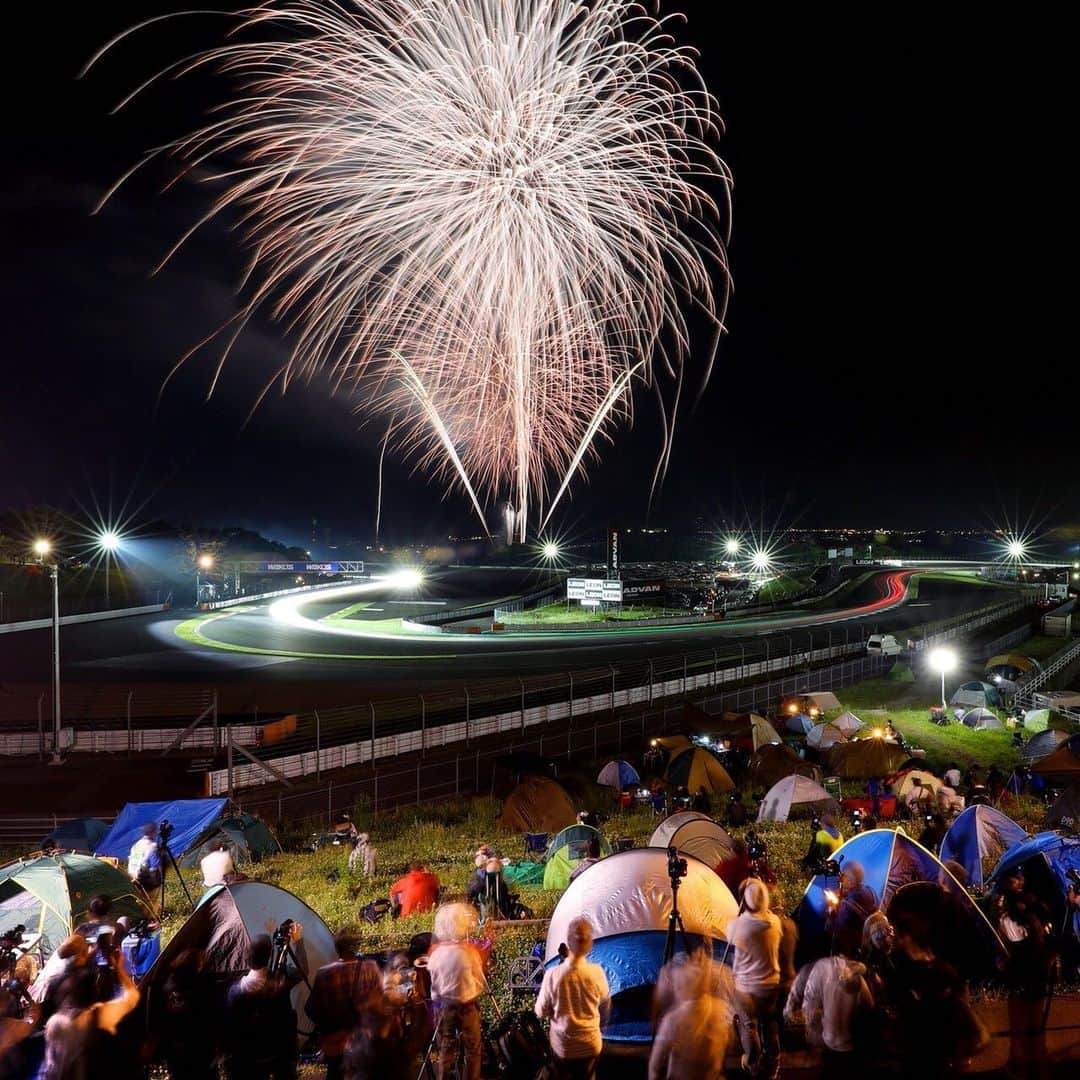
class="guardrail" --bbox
[0,601,172,636]
[1016,638,1080,708]
[414,577,564,626]
[0,813,116,848]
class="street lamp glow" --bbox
[1006,539,1026,559]
[197,554,214,570]
[98,531,122,552]
[723,538,740,556]
[750,549,772,572]
[33,539,52,558]
[542,541,560,560]
[928,646,958,709]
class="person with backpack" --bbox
[535,917,609,1079]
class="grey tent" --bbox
[950,682,1003,709]
[178,814,281,869]
[1046,788,1080,830]
[143,881,336,1045]
[962,708,1004,731]
[1023,729,1069,762]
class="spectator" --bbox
[986,766,1006,800]
[200,840,235,887]
[649,949,732,1080]
[567,839,603,885]
[944,762,962,789]
[770,887,798,1015]
[785,954,872,1079]
[128,823,162,892]
[727,793,748,828]
[390,862,441,919]
[157,948,220,1080]
[904,780,935,819]
[43,942,140,1079]
[331,813,358,843]
[691,787,711,815]
[829,862,878,959]
[426,905,492,1080]
[715,838,751,896]
[73,896,115,942]
[867,776,881,817]
[936,782,964,817]
[813,812,844,860]
[223,933,299,1080]
[305,931,383,1080]
[726,879,781,1079]
[535,916,609,1079]
[918,813,948,852]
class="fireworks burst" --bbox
[89,1,729,540]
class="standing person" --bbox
[305,931,383,1080]
[127,823,162,892]
[534,917,609,1079]
[726,879,781,1080]
[200,840,235,887]
[829,862,878,959]
[567,839,603,885]
[649,949,731,1079]
[426,905,492,1080]
[389,862,441,919]
[156,949,221,1080]
[814,812,844,859]
[72,896,115,942]
[223,933,300,1080]
[770,887,798,1017]
[715,838,751,896]
[43,942,141,1080]
[944,762,962,789]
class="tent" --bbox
[648,812,734,867]
[894,771,944,802]
[542,825,611,890]
[178,814,280,870]
[784,712,816,735]
[1031,734,1080,781]
[750,744,821,790]
[41,818,110,855]
[498,776,577,834]
[832,711,866,736]
[1022,709,1051,732]
[961,708,1004,731]
[651,734,692,754]
[596,760,640,790]
[664,747,734,795]
[757,776,838,822]
[143,881,335,1044]
[701,712,783,752]
[1022,729,1068,761]
[826,739,909,779]
[939,806,1029,889]
[98,799,230,864]
[805,692,842,711]
[988,832,1080,927]
[985,654,1039,678]
[798,829,1006,966]
[806,723,847,751]
[0,852,152,956]
[950,682,1003,709]
[544,848,738,1042]
[1046,788,1080,830]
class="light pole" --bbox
[196,553,214,606]
[928,646,957,710]
[33,539,62,763]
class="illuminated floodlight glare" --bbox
[33,538,52,557]
[390,568,424,589]
[928,647,958,675]
[542,541,561,561]
[723,538,740,556]
[1006,539,1026,559]
[98,531,122,552]
[750,549,772,572]
[197,554,214,570]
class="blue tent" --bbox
[41,818,110,854]
[785,712,815,735]
[799,829,1005,963]
[97,799,229,864]
[939,806,1028,889]
[988,832,1080,921]
[596,759,640,789]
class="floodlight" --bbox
[98,531,122,552]
[33,538,52,557]
[392,568,424,589]
[928,647,957,674]
[542,541,560,560]
[750,549,772,572]
[1006,539,1026,559]
[197,554,214,570]
[723,538,740,556]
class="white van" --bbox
[866,633,902,657]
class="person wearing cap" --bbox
[535,916,609,1078]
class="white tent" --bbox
[747,714,783,750]
[832,711,865,736]
[596,759,640,789]
[894,770,944,801]
[805,692,842,711]
[806,722,848,751]
[757,775,838,822]
[962,708,1004,731]
[648,813,733,868]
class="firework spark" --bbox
[90,1,729,539]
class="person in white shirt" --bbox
[785,954,872,1077]
[535,916,609,1078]
[725,879,781,1079]
[944,763,962,789]
[200,841,235,887]
[127,823,161,890]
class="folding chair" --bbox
[523,833,548,859]
[823,776,843,803]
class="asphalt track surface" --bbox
[0,567,1016,688]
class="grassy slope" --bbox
[504,602,676,624]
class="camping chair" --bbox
[612,837,634,853]
[616,791,634,811]
[823,776,843,803]
[523,833,548,859]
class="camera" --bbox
[819,858,842,877]
[667,846,688,881]
[159,820,174,845]
[746,831,767,863]
[811,815,822,833]
[273,918,295,947]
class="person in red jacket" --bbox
[390,862,441,918]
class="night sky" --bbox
[3,3,1074,547]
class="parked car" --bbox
[866,633,901,657]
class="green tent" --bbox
[177,813,280,870]
[0,852,152,955]
[1023,709,1051,732]
[542,825,610,890]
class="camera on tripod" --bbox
[667,846,688,882]
[811,814,822,833]
[273,918,295,948]
[819,857,842,877]
[158,820,174,846]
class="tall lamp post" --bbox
[196,553,214,606]
[33,539,62,763]
[928,646,957,710]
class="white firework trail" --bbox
[87,1,730,540]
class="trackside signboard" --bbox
[259,562,342,573]
[567,578,624,602]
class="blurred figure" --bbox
[813,813,843,859]
[829,862,878,959]
[944,762,961,789]
[918,812,948,852]
[200,840,235,887]
[691,787,711,814]
[727,793,748,828]
[43,943,140,1079]
[389,862,440,919]
[715,837,751,896]
[535,916,609,1079]
[649,949,732,1080]
[157,948,220,1080]
[348,833,377,877]
[72,896,115,942]
[770,887,798,1016]
[568,838,603,885]
[726,879,781,1079]
[306,931,383,1080]
[331,813,358,843]
[127,823,162,892]
[223,933,299,1080]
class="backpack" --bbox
[359,898,391,924]
[486,1011,551,1078]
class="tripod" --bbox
[663,867,691,964]
[417,985,502,1080]
[156,835,194,917]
